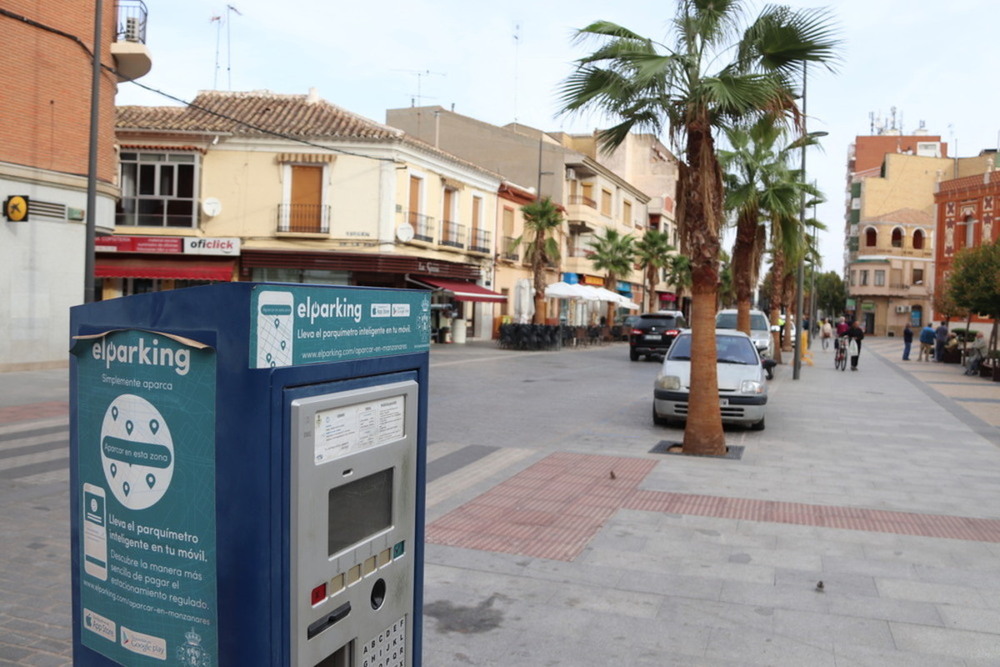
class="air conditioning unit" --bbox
[895,305,911,313]
[124,16,140,42]
[565,168,577,181]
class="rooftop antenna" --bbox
[225,5,242,90]
[211,14,222,89]
[513,23,521,127]
[393,69,446,107]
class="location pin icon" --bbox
[125,420,134,436]
[280,340,287,350]
[123,482,131,496]
[110,463,118,478]
[145,473,156,489]
[149,419,160,435]
[274,318,280,328]
[266,353,273,362]
[111,406,119,421]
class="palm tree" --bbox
[559,1,840,455]
[634,229,675,312]
[664,254,692,317]
[587,228,635,324]
[518,198,564,325]
[720,119,823,339]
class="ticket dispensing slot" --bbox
[290,378,417,667]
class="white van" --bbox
[715,309,774,360]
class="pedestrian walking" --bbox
[846,320,865,371]
[821,318,833,351]
[918,323,935,361]
[935,321,949,362]
[902,324,913,361]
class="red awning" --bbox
[416,278,506,303]
[95,258,235,281]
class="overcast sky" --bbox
[118,0,1000,275]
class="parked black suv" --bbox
[628,312,688,361]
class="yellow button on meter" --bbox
[4,195,29,222]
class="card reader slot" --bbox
[307,601,351,640]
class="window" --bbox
[865,227,877,247]
[965,215,976,248]
[117,151,198,227]
[581,183,595,207]
[850,271,856,287]
[913,229,925,250]
[912,268,924,285]
[891,228,903,248]
[601,189,612,216]
[874,270,885,286]
[860,270,869,286]
[622,200,632,226]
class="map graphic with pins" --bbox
[100,394,175,510]
[255,290,294,368]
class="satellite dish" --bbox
[201,197,222,217]
[396,223,414,242]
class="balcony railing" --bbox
[116,0,148,43]
[277,203,330,234]
[406,212,434,242]
[469,228,491,254]
[501,236,520,262]
[568,195,597,208]
[439,220,466,249]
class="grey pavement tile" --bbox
[875,577,991,608]
[935,604,1000,634]
[703,625,839,665]
[771,607,896,652]
[825,595,944,626]
[616,569,724,603]
[773,568,879,598]
[831,643,968,667]
[889,622,1000,661]
[821,554,918,579]
[718,580,830,616]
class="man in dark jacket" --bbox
[846,320,865,371]
[935,322,949,362]
[902,324,913,361]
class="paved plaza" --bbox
[1,336,999,665]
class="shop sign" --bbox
[249,285,431,368]
[74,330,218,666]
[97,236,241,256]
[582,275,604,286]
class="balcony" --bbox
[500,236,520,262]
[276,203,330,234]
[468,228,491,255]
[406,212,435,243]
[111,0,152,81]
[439,220,466,249]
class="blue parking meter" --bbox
[70,283,430,666]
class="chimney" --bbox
[306,87,320,104]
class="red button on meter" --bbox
[311,583,327,606]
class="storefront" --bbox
[95,235,240,299]
[406,276,506,343]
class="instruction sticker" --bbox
[74,329,218,666]
[314,395,405,464]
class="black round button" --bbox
[370,578,386,610]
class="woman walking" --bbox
[846,320,865,371]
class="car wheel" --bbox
[652,405,670,426]
[750,416,766,431]
[630,349,639,361]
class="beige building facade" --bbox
[111,90,504,341]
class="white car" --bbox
[715,308,774,361]
[653,331,771,431]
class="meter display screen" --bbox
[327,469,393,556]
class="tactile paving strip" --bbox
[426,452,1000,561]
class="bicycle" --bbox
[834,335,848,371]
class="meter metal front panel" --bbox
[290,380,417,667]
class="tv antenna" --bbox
[211,5,242,90]
[393,69,446,107]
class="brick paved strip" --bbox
[624,490,1000,543]
[428,452,1000,563]
[0,402,68,425]
[426,453,658,561]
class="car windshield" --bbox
[667,335,759,365]
[716,312,770,332]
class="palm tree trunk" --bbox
[681,123,725,456]
[732,209,758,335]
[769,256,785,365]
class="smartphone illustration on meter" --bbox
[256,290,294,368]
[83,483,108,581]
